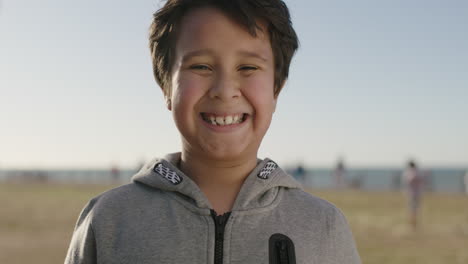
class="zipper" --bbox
[210,210,231,264]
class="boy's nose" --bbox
[208,73,241,101]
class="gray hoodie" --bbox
[65,153,361,264]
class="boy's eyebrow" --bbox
[237,50,268,62]
[181,49,268,63]
[181,49,214,63]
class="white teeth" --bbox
[225,116,233,125]
[204,113,245,126]
[215,116,225,125]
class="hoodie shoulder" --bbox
[288,189,341,212]
[83,182,169,220]
[278,189,361,263]
[282,188,352,228]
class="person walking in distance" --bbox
[334,158,346,189]
[402,160,424,230]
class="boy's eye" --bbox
[190,65,211,71]
[239,65,258,71]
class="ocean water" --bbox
[286,167,467,193]
[0,169,138,184]
[0,167,466,193]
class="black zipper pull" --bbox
[277,240,289,264]
[269,233,296,264]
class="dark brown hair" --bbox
[149,0,299,97]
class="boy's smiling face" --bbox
[169,7,278,162]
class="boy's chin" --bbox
[197,144,257,163]
[204,149,250,162]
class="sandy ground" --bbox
[0,183,467,264]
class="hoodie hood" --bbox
[132,153,302,211]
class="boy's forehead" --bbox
[178,7,268,43]
[175,7,271,57]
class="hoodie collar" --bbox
[132,153,302,211]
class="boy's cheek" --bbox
[172,76,205,99]
[242,77,275,98]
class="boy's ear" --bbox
[163,85,172,110]
[165,96,172,111]
[272,80,286,113]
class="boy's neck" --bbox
[179,151,258,215]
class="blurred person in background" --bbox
[464,170,468,195]
[334,158,346,189]
[402,160,424,230]
[110,165,120,183]
[293,163,306,184]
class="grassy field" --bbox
[313,189,468,264]
[0,183,467,264]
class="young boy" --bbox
[65,0,361,263]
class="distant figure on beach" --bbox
[334,159,346,189]
[402,160,424,230]
[464,170,468,195]
[110,165,120,182]
[293,163,306,184]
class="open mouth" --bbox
[200,113,248,126]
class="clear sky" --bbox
[1,0,467,169]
